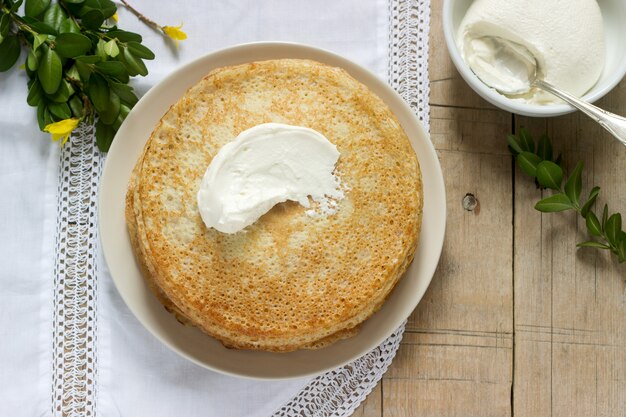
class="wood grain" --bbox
[353,0,626,415]
[380,0,515,414]
[514,100,626,417]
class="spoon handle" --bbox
[534,79,626,147]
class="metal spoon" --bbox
[468,36,626,146]
[529,78,626,147]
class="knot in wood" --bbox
[462,193,478,212]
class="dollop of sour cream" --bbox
[457,0,605,104]
[464,36,537,95]
[197,123,344,234]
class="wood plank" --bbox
[383,333,512,417]
[389,146,514,416]
[430,105,511,154]
[407,147,513,334]
[352,381,382,417]
[513,82,626,417]
[428,0,497,110]
[379,0,514,415]
[385,1,626,417]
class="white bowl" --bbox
[99,42,446,380]
[442,0,626,117]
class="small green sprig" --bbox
[508,128,626,263]
[0,0,157,151]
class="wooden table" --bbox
[354,1,626,415]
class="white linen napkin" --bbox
[0,1,391,416]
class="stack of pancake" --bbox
[126,59,423,352]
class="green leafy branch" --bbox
[0,0,185,151]
[508,128,626,263]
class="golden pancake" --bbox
[126,59,422,351]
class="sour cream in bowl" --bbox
[442,0,626,117]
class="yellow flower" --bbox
[162,24,187,46]
[111,12,119,22]
[44,118,81,145]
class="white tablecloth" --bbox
[0,0,429,416]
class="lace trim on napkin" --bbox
[49,0,429,415]
[51,123,102,417]
[273,0,430,415]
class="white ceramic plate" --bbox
[99,42,446,380]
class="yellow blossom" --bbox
[162,24,187,46]
[44,118,81,145]
[111,12,119,22]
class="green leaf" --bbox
[20,16,56,35]
[564,161,583,207]
[43,3,67,31]
[54,32,92,58]
[518,128,534,153]
[106,30,142,42]
[602,204,609,232]
[112,113,124,129]
[98,90,120,124]
[103,39,119,57]
[33,33,49,51]
[506,134,522,155]
[576,241,611,250]
[44,106,55,123]
[87,73,110,112]
[113,67,129,83]
[605,213,622,246]
[121,47,148,76]
[580,186,601,219]
[9,0,24,13]
[0,14,10,44]
[585,211,602,237]
[0,36,21,72]
[48,101,72,119]
[25,0,51,17]
[112,103,130,129]
[65,64,80,81]
[80,9,105,30]
[95,119,115,151]
[109,81,138,105]
[119,103,130,118]
[25,63,35,77]
[535,161,563,190]
[126,41,154,60]
[69,95,83,117]
[95,38,107,59]
[75,54,101,64]
[84,0,117,18]
[95,60,125,77]
[36,101,47,130]
[59,18,81,34]
[27,49,40,71]
[534,193,574,213]
[49,79,74,103]
[74,60,92,82]
[27,79,44,106]
[536,134,553,162]
[63,0,85,3]
[516,152,542,178]
[38,46,62,94]
[30,21,57,35]
[618,238,626,263]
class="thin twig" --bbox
[119,0,161,31]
